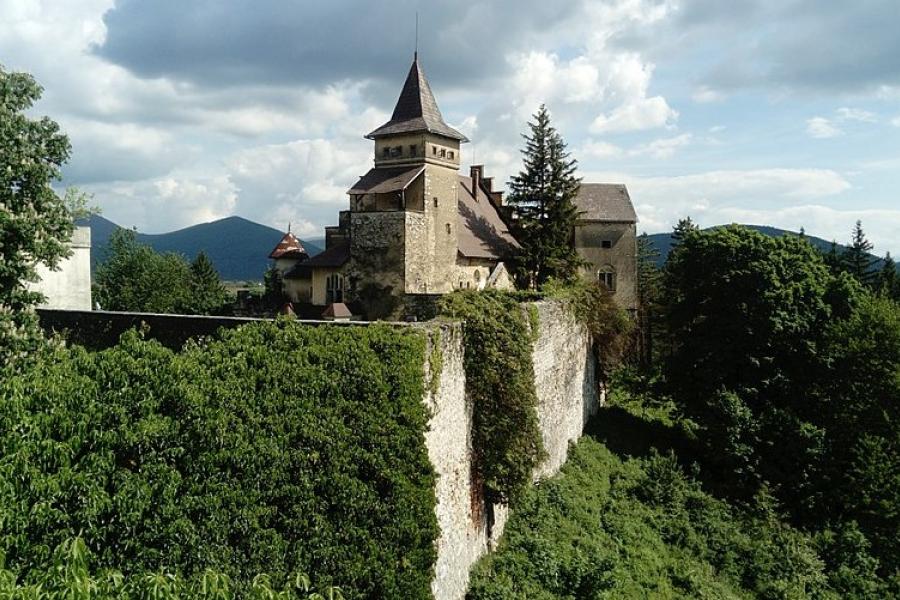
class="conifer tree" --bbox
[842,220,878,287]
[671,217,699,248]
[636,233,661,367]
[877,252,898,299]
[189,251,227,314]
[507,105,583,288]
[824,241,844,276]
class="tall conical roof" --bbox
[366,55,468,142]
[268,231,308,260]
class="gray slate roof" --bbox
[457,175,520,259]
[287,242,349,273]
[573,184,637,223]
[347,166,424,195]
[366,56,468,142]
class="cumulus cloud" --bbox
[692,86,725,103]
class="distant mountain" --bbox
[645,224,895,271]
[83,215,323,282]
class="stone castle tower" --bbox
[346,54,469,300]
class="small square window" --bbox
[433,146,438,155]
[601,240,612,248]
[433,197,439,207]
[409,144,417,156]
[440,148,446,158]
[382,148,390,158]
[449,151,455,159]
[390,146,402,158]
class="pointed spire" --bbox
[366,56,468,142]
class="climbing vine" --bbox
[438,290,546,505]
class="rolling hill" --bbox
[83,215,323,282]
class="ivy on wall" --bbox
[438,290,546,505]
[0,321,437,599]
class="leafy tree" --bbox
[842,220,878,286]
[507,104,583,288]
[0,66,73,368]
[94,228,194,313]
[189,251,228,314]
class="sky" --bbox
[2,0,899,255]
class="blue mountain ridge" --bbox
[82,215,324,282]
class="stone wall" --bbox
[574,221,638,311]
[426,300,599,600]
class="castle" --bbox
[272,55,638,319]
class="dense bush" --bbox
[0,538,345,599]
[0,321,437,598]
[438,290,545,505]
[662,224,900,576]
[467,433,895,599]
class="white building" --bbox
[28,225,92,310]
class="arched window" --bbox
[598,266,616,291]
[326,273,344,304]
[474,269,483,290]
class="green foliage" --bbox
[842,220,878,287]
[94,229,227,315]
[0,538,344,599]
[0,66,73,368]
[662,224,900,575]
[190,251,229,314]
[0,322,437,599]
[507,105,583,288]
[438,290,545,504]
[468,433,856,599]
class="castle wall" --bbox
[29,226,92,310]
[425,300,599,600]
[418,164,460,294]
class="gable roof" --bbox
[268,231,308,259]
[347,165,425,195]
[574,184,637,223]
[457,175,520,259]
[366,56,468,142]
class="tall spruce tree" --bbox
[877,252,898,299]
[671,217,699,248]
[843,220,878,287]
[189,251,228,314]
[824,241,844,276]
[507,105,582,288]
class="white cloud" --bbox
[806,117,843,139]
[630,133,692,159]
[580,140,624,159]
[891,116,900,127]
[836,107,877,123]
[591,96,677,133]
[692,86,725,103]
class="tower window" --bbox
[382,148,390,158]
[440,149,446,158]
[433,197,439,207]
[390,146,402,158]
[433,146,438,155]
[409,144,417,156]
[448,151,455,159]
[446,223,452,234]
[598,267,616,291]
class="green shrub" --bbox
[438,290,545,505]
[0,321,437,598]
[467,434,877,599]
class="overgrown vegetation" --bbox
[0,538,345,599]
[438,290,545,505]
[0,322,437,599]
[468,378,899,599]
[94,228,228,314]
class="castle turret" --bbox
[346,55,466,308]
